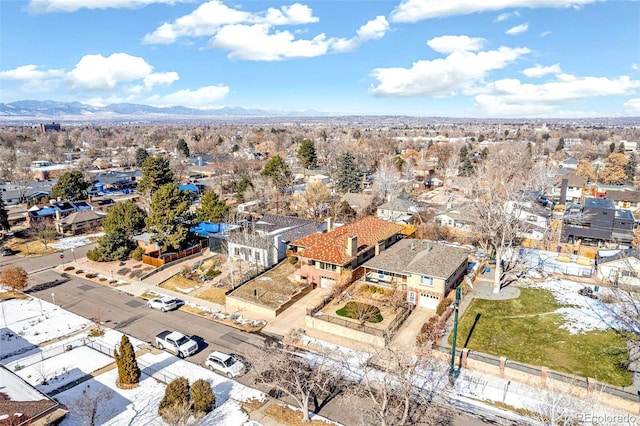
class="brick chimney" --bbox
[55,209,61,221]
[327,217,333,232]
[346,236,358,257]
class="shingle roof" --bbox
[291,216,404,265]
[362,239,469,279]
[554,173,587,188]
[605,189,640,203]
[59,209,103,225]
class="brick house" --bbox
[290,216,404,288]
[358,239,469,309]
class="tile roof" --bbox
[291,216,404,265]
[362,239,469,279]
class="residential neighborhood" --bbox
[0,118,639,426]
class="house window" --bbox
[407,291,416,304]
[255,251,261,261]
[420,276,433,286]
[318,262,337,272]
[234,248,240,256]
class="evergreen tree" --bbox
[609,142,616,153]
[137,156,175,195]
[190,379,215,415]
[158,377,190,415]
[297,139,317,169]
[50,171,90,201]
[86,231,134,262]
[481,147,489,159]
[556,138,565,151]
[114,335,140,386]
[458,145,473,176]
[135,148,149,167]
[102,200,146,238]
[146,183,191,251]
[195,191,228,223]
[262,155,292,193]
[235,176,253,203]
[335,152,360,193]
[176,138,190,157]
[626,153,637,184]
[0,192,9,231]
[618,142,626,153]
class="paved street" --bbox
[0,243,96,273]
[21,267,493,426]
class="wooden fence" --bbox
[142,241,207,267]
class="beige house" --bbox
[55,209,105,235]
[359,239,469,309]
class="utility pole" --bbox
[449,285,462,387]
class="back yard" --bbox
[452,284,632,387]
[230,261,303,308]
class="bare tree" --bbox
[70,386,114,426]
[252,341,343,423]
[459,147,535,293]
[372,159,403,202]
[28,220,58,249]
[343,301,382,325]
[300,181,330,219]
[346,347,450,426]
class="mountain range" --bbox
[0,100,327,120]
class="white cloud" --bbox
[0,64,64,81]
[506,23,529,35]
[632,64,640,71]
[475,75,640,116]
[28,0,183,13]
[523,63,561,78]
[495,11,520,22]
[67,53,155,91]
[145,85,230,108]
[209,24,330,61]
[370,44,530,97]
[332,16,389,53]
[426,35,485,53]
[540,31,552,37]
[143,1,317,44]
[623,98,640,115]
[390,0,599,23]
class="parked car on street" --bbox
[0,247,14,256]
[147,297,179,312]
[155,330,198,358]
[205,351,246,378]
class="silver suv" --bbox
[205,351,245,378]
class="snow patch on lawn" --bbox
[528,279,633,334]
[51,232,105,250]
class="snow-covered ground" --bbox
[51,232,104,250]
[528,278,636,334]
[0,291,270,425]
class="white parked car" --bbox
[147,297,179,312]
[205,351,246,378]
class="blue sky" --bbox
[1,0,639,117]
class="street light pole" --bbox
[449,285,461,387]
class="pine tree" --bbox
[176,139,190,157]
[146,183,191,251]
[618,142,626,153]
[50,171,90,201]
[297,139,317,169]
[335,152,360,193]
[0,192,9,231]
[137,156,175,196]
[135,148,149,167]
[102,200,146,238]
[609,142,616,153]
[555,138,565,151]
[190,379,215,415]
[626,153,637,184]
[114,335,140,386]
[195,191,228,223]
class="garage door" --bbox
[419,293,439,309]
[320,276,336,288]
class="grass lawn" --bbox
[0,291,28,301]
[159,275,199,293]
[336,301,383,323]
[195,288,226,305]
[264,403,336,426]
[452,288,631,387]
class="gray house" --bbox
[561,198,635,248]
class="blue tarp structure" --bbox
[179,183,199,193]
[190,222,230,236]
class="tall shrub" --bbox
[113,335,140,386]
